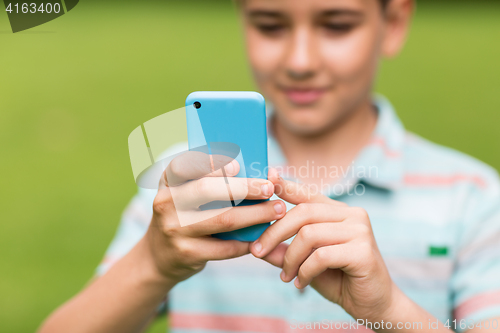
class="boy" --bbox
[39,0,500,332]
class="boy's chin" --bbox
[279,115,334,137]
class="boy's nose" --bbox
[284,27,320,80]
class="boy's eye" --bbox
[322,23,355,33]
[255,24,286,35]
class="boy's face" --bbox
[240,0,411,136]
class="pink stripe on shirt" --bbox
[454,290,500,321]
[404,174,487,188]
[170,312,374,333]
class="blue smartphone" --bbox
[185,91,269,242]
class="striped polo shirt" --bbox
[97,96,500,333]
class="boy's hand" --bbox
[250,168,400,323]
[144,152,286,286]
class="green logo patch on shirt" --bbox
[429,246,448,256]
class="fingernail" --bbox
[280,270,286,281]
[274,202,283,214]
[261,184,270,196]
[225,161,235,175]
[294,278,300,289]
[253,241,262,254]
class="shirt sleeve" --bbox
[450,169,500,331]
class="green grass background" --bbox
[0,1,499,332]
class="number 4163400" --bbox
[5,3,61,14]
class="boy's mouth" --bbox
[279,86,330,105]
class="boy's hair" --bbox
[234,0,392,9]
[380,0,391,8]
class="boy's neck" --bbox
[272,97,378,186]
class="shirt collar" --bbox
[266,95,405,197]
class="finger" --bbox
[195,237,252,261]
[170,177,274,209]
[296,244,351,289]
[163,151,240,187]
[281,223,354,282]
[182,200,286,237]
[268,168,347,206]
[260,242,289,268]
[251,204,352,258]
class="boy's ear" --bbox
[381,0,414,58]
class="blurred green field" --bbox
[0,1,499,332]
